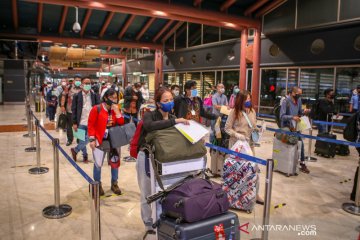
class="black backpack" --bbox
[310,100,320,120]
[343,112,358,142]
[273,98,289,128]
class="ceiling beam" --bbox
[220,0,237,12]
[12,0,18,31]
[100,54,126,59]
[0,33,162,49]
[99,11,115,38]
[118,15,136,39]
[244,0,270,16]
[255,0,287,18]
[24,0,260,30]
[135,17,155,41]
[162,21,184,43]
[59,6,69,34]
[193,0,203,7]
[152,20,174,42]
[80,9,92,37]
[37,3,43,33]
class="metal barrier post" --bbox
[23,104,35,138]
[342,159,360,216]
[90,182,101,240]
[29,119,49,174]
[305,119,317,162]
[43,138,72,218]
[25,111,36,152]
[261,159,274,240]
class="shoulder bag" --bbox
[242,111,260,143]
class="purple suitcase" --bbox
[161,178,230,223]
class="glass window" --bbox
[188,23,201,47]
[299,68,334,107]
[221,28,240,41]
[186,72,202,97]
[287,68,299,91]
[216,71,222,85]
[336,67,360,113]
[259,69,287,114]
[202,72,216,98]
[203,25,219,44]
[164,73,176,86]
[176,73,186,92]
[247,69,252,91]
[223,71,239,99]
[176,23,187,49]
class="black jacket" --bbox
[72,91,100,126]
[139,110,176,150]
[174,95,217,120]
[124,86,144,112]
[317,99,336,121]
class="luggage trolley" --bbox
[142,145,207,239]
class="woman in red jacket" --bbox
[88,88,124,196]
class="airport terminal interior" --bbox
[0,0,360,239]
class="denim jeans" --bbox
[93,147,120,183]
[74,125,88,157]
[209,119,216,143]
[300,137,305,162]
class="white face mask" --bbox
[220,88,225,94]
[353,90,358,95]
[61,82,67,86]
[173,90,180,96]
[115,87,119,91]
[106,85,111,89]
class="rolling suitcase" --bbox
[272,138,299,177]
[335,144,350,156]
[314,132,336,158]
[157,211,240,240]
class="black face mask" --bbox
[329,95,335,99]
[105,98,117,106]
[293,94,300,100]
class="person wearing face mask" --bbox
[45,83,57,122]
[316,88,337,133]
[136,87,189,238]
[173,80,217,123]
[210,83,229,142]
[280,86,310,174]
[88,88,124,196]
[349,86,360,113]
[140,83,150,102]
[124,82,144,126]
[229,86,240,109]
[171,85,180,98]
[224,89,264,205]
[70,77,100,163]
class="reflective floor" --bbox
[0,104,359,240]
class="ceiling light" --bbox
[153,11,167,16]
[89,2,106,8]
[223,22,236,28]
[72,7,81,33]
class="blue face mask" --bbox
[159,101,174,112]
[233,88,240,94]
[191,89,198,97]
[244,101,252,108]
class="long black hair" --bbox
[101,88,117,102]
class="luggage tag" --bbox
[103,129,109,139]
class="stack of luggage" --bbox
[145,127,240,239]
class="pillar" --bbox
[240,28,248,90]
[251,28,261,112]
[154,49,163,91]
[122,58,127,86]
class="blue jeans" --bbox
[93,164,118,183]
[74,125,88,157]
[300,138,305,162]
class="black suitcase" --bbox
[158,211,240,240]
[314,132,337,158]
[335,144,350,156]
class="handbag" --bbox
[145,127,207,163]
[242,111,260,143]
[108,122,136,148]
[275,127,298,145]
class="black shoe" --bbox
[66,141,72,146]
[256,200,264,205]
[70,148,77,162]
[143,230,155,240]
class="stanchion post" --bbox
[43,138,72,219]
[29,119,49,174]
[25,110,36,152]
[261,159,274,240]
[306,118,317,162]
[342,159,360,215]
[23,104,34,138]
[90,182,101,240]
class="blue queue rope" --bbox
[312,120,346,128]
[31,112,94,184]
[266,126,360,148]
[205,143,267,166]
[257,113,276,119]
[339,113,353,117]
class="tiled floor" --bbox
[0,105,359,240]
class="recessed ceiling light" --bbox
[153,11,167,16]
[223,22,236,28]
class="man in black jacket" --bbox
[315,88,336,133]
[123,82,144,126]
[174,80,217,122]
[71,77,100,162]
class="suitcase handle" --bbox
[174,199,184,208]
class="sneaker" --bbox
[83,156,88,164]
[300,163,310,174]
[111,181,122,195]
[99,183,105,196]
[70,148,77,162]
[66,141,73,146]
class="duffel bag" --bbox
[275,127,298,145]
[161,178,229,223]
[108,122,136,148]
[145,127,207,163]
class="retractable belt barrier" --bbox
[312,120,347,127]
[257,113,276,119]
[205,143,267,166]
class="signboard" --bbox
[96,72,113,77]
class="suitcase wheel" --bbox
[175,218,183,224]
[286,174,290,177]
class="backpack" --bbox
[130,121,144,158]
[310,100,320,120]
[343,112,358,142]
[273,98,289,128]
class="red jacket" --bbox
[88,104,125,145]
